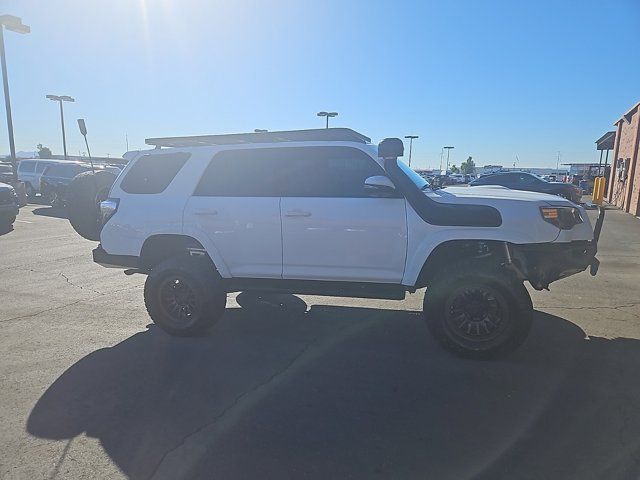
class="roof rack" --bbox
[145,128,371,148]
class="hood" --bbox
[432,185,568,204]
[0,182,14,192]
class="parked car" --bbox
[40,163,121,207]
[78,128,604,359]
[0,163,14,184]
[469,171,582,203]
[0,182,19,230]
[17,158,75,197]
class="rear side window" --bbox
[194,149,284,197]
[19,161,36,173]
[120,152,190,194]
[35,162,51,173]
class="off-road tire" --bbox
[66,170,117,241]
[144,257,226,337]
[423,260,533,359]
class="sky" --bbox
[1,0,639,169]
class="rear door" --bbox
[280,146,407,283]
[183,149,284,279]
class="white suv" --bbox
[92,128,604,358]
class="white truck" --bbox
[78,128,604,358]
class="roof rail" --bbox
[145,128,371,148]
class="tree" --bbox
[37,144,52,159]
[460,156,476,174]
[450,164,460,174]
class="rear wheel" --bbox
[144,257,226,337]
[423,261,532,359]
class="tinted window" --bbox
[194,147,385,198]
[120,152,189,194]
[518,173,540,185]
[283,147,385,197]
[44,164,89,178]
[194,149,284,197]
[36,161,53,173]
[18,161,36,173]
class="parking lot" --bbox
[1,204,640,479]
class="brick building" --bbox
[607,101,640,216]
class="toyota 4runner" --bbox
[88,128,605,358]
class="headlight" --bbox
[540,207,583,230]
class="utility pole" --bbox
[556,151,561,175]
[0,15,30,181]
[46,95,75,160]
[317,111,338,128]
[444,146,455,173]
[404,135,418,167]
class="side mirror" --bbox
[364,175,396,197]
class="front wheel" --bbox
[144,257,226,337]
[423,263,532,359]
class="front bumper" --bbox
[510,206,604,290]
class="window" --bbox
[18,161,36,173]
[120,152,189,194]
[282,147,386,197]
[44,164,90,179]
[194,149,284,197]
[194,147,386,198]
[518,173,539,185]
[36,162,52,173]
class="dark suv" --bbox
[41,163,121,206]
[0,182,19,229]
[469,172,582,203]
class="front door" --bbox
[280,147,407,283]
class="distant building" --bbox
[607,101,640,216]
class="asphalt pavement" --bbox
[1,203,640,479]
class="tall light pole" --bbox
[444,146,455,173]
[317,111,338,129]
[46,95,75,160]
[404,135,418,167]
[0,15,30,181]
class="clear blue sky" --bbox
[1,0,639,168]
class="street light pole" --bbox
[0,15,30,181]
[444,146,454,172]
[404,135,418,167]
[317,111,338,129]
[46,95,75,160]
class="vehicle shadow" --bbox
[0,223,14,236]
[31,206,68,219]
[27,303,640,480]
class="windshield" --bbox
[396,159,429,190]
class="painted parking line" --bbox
[15,220,33,224]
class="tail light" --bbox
[100,198,119,225]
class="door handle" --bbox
[193,209,218,216]
[285,210,311,217]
